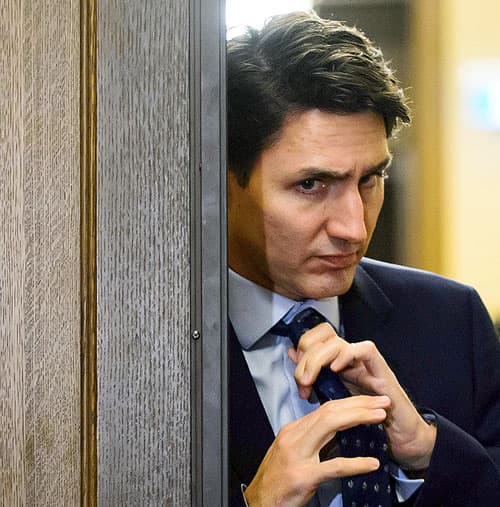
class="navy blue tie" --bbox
[272,307,392,507]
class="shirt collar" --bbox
[228,269,340,350]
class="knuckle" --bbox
[299,332,315,349]
[321,399,340,415]
[275,418,304,445]
[276,421,294,440]
[287,467,306,487]
[273,434,293,457]
[361,339,377,353]
[328,459,344,476]
[297,341,309,353]
[318,321,335,334]
[294,370,307,386]
[299,322,335,349]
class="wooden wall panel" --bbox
[1,1,81,505]
[97,1,191,504]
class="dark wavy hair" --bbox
[227,11,411,186]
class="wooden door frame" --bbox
[80,0,98,505]
[80,0,229,504]
[191,0,229,504]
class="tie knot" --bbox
[271,307,327,347]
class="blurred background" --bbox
[227,0,500,331]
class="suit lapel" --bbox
[229,322,275,485]
[340,261,394,342]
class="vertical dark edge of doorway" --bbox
[80,0,98,505]
[190,0,228,505]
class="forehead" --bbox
[259,109,389,173]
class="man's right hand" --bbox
[243,395,391,507]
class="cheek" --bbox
[263,204,315,241]
[263,212,318,271]
[364,188,384,229]
[263,213,292,246]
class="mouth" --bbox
[316,253,358,269]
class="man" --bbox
[227,11,500,506]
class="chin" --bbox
[303,269,356,299]
[271,265,358,300]
[304,285,351,300]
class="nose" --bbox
[324,187,367,244]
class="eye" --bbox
[296,178,326,194]
[359,169,388,188]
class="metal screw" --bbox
[192,330,201,340]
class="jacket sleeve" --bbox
[413,288,500,506]
[230,464,250,506]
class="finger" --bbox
[297,384,313,400]
[288,348,310,396]
[291,324,342,387]
[331,340,390,379]
[297,397,389,455]
[297,322,338,352]
[287,347,299,364]
[316,457,380,482]
[337,364,379,396]
[319,404,388,433]
[295,338,343,387]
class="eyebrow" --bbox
[295,155,393,181]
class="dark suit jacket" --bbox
[230,258,500,506]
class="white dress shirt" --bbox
[228,268,423,506]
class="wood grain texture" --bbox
[97,1,191,505]
[81,0,98,504]
[1,1,81,505]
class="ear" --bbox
[227,169,247,209]
[227,170,237,208]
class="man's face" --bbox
[228,110,390,300]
